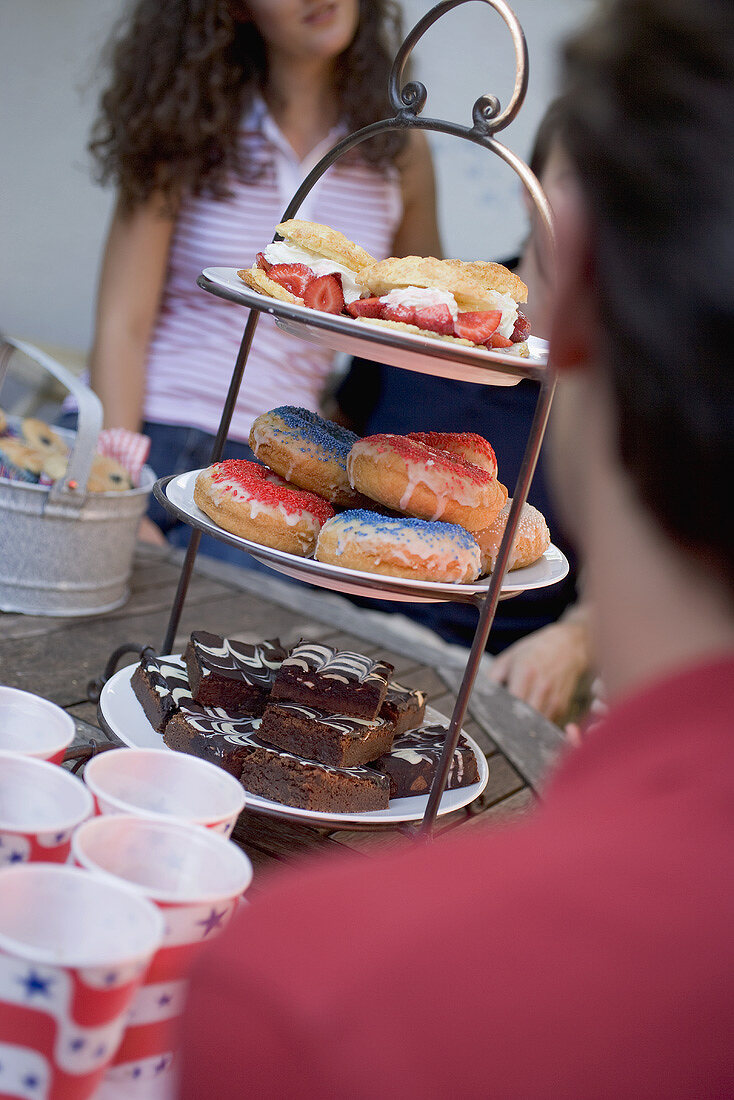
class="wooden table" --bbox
[0,544,566,893]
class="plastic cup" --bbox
[0,751,94,865]
[0,862,163,1100]
[83,747,246,835]
[72,813,252,1092]
[0,686,75,764]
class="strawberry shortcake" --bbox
[237,221,531,352]
[238,219,374,315]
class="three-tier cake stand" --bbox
[99,0,562,837]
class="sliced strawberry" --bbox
[488,331,513,349]
[255,251,271,273]
[511,311,531,342]
[382,303,417,326]
[346,297,384,318]
[303,273,345,314]
[453,310,502,344]
[268,262,314,298]
[412,304,454,335]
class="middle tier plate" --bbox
[160,469,569,605]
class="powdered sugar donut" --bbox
[315,510,481,584]
[249,406,368,508]
[406,431,498,477]
[473,499,550,574]
[347,434,506,533]
[194,460,335,557]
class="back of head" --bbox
[560,0,734,593]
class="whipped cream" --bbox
[379,286,459,320]
[263,240,362,304]
[480,289,519,339]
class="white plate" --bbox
[163,469,569,605]
[200,268,548,387]
[98,658,489,829]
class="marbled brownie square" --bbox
[380,680,427,735]
[131,654,192,732]
[184,631,287,714]
[259,699,395,767]
[369,724,479,798]
[270,641,393,720]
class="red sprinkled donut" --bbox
[194,459,334,556]
[347,434,507,532]
[405,431,498,477]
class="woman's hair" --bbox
[561,0,734,590]
[90,0,406,210]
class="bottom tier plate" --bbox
[160,470,569,604]
[98,658,489,830]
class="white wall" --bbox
[0,0,589,356]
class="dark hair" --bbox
[90,0,406,210]
[561,0,734,590]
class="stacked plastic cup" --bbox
[72,813,253,1095]
[0,863,163,1099]
[83,747,246,835]
[0,686,75,764]
[0,751,94,865]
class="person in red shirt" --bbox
[178,0,734,1095]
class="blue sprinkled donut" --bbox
[315,509,481,584]
[249,406,369,507]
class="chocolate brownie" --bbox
[163,705,389,813]
[259,700,395,767]
[163,702,263,776]
[238,742,390,814]
[369,724,480,798]
[131,654,192,732]
[184,631,287,714]
[380,680,427,735]
[270,642,393,720]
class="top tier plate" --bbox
[199,268,548,387]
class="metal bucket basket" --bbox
[0,337,155,616]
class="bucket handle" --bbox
[0,336,103,513]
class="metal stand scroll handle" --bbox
[158,0,554,659]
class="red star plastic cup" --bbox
[0,752,94,866]
[71,813,253,1095]
[0,687,75,764]
[83,747,246,835]
[0,862,163,1100]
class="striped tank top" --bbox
[144,98,403,441]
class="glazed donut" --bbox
[347,434,507,533]
[315,510,481,584]
[474,499,550,575]
[405,431,498,477]
[194,459,335,557]
[249,406,368,508]
[21,418,67,456]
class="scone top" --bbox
[275,219,376,272]
[356,256,527,311]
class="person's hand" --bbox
[137,515,167,546]
[488,619,590,722]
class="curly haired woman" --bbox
[87,0,441,554]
